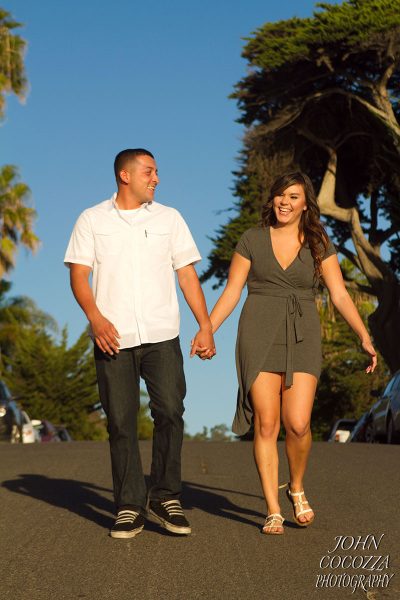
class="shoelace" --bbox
[161,500,185,516]
[115,509,139,524]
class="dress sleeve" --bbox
[322,237,337,261]
[235,231,252,260]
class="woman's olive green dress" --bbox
[233,226,336,436]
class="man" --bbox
[64,148,215,538]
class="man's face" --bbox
[119,155,159,203]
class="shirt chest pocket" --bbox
[94,231,123,258]
[145,229,171,258]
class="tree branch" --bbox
[310,88,400,140]
[316,154,395,289]
[316,149,353,222]
[370,190,378,238]
[335,244,362,271]
[374,35,397,118]
[343,279,375,296]
[349,208,396,286]
[335,131,371,148]
[372,224,399,245]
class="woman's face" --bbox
[272,183,307,226]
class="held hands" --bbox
[90,312,121,355]
[190,328,216,361]
[361,337,377,374]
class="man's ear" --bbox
[119,169,130,184]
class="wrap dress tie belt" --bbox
[248,287,315,387]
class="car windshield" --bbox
[391,374,400,393]
[337,422,355,431]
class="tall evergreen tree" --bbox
[202,0,400,373]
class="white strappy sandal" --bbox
[262,513,285,535]
[286,485,315,527]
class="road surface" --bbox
[1,441,399,600]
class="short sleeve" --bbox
[322,237,337,261]
[64,210,95,269]
[171,210,202,270]
[235,231,251,260]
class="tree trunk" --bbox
[317,152,400,374]
[369,282,400,374]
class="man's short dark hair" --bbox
[114,148,155,182]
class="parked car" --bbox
[328,418,357,442]
[31,419,61,442]
[0,380,23,443]
[56,426,73,442]
[21,410,37,444]
[348,412,374,443]
[368,372,400,444]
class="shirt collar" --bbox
[109,192,153,211]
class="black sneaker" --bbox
[148,499,191,535]
[110,509,145,539]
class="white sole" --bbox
[147,509,191,535]
[109,525,144,539]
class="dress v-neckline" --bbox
[268,226,301,273]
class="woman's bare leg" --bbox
[281,372,317,523]
[250,371,283,532]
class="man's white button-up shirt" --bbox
[64,193,201,348]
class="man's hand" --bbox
[190,328,216,360]
[69,264,120,356]
[176,264,216,361]
[90,313,121,355]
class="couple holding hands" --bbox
[65,148,376,538]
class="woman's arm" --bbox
[321,254,377,373]
[209,253,251,333]
[192,252,251,359]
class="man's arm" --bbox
[70,263,120,355]
[176,264,215,359]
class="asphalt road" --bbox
[1,441,399,600]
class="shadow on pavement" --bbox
[182,481,311,531]
[2,474,115,529]
[2,475,267,531]
[182,480,265,528]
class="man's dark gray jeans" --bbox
[94,336,186,512]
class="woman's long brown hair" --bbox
[260,172,330,282]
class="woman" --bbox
[195,172,377,534]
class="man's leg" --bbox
[140,337,186,499]
[94,345,147,512]
[140,337,190,534]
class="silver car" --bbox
[369,371,400,444]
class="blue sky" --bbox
[3,0,334,434]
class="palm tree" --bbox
[0,8,27,118]
[0,165,39,276]
[0,11,38,274]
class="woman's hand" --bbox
[361,338,377,374]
